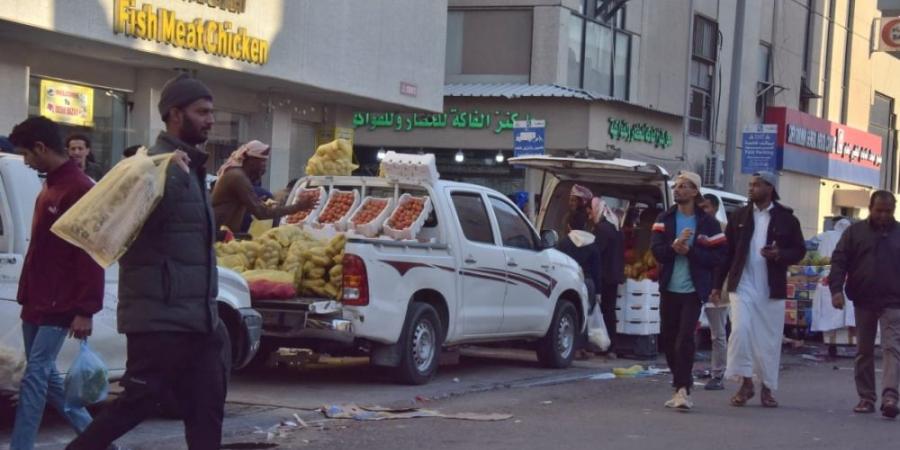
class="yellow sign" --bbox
[39,80,94,127]
[113,0,269,65]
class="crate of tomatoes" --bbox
[283,187,326,226]
[349,196,394,237]
[383,194,432,240]
[312,189,360,231]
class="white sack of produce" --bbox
[51,148,173,268]
[0,344,25,393]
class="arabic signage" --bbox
[113,0,269,65]
[513,120,546,158]
[607,118,673,149]
[39,79,94,127]
[741,124,778,174]
[182,0,247,14]
[764,107,883,187]
[353,109,542,134]
[876,17,900,52]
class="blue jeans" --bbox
[10,322,93,450]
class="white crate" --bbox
[624,304,661,322]
[614,306,624,323]
[622,320,660,336]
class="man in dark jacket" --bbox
[558,212,602,359]
[591,197,625,355]
[9,117,105,450]
[69,73,226,450]
[651,171,726,410]
[829,190,900,419]
[711,171,805,409]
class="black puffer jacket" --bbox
[117,132,219,334]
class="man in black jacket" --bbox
[711,171,805,409]
[651,171,726,410]
[591,198,624,356]
[69,73,226,450]
[830,190,900,419]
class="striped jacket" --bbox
[650,206,727,302]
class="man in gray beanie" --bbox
[70,73,230,450]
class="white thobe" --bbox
[726,203,786,390]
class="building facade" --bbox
[0,0,448,191]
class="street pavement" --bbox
[1,345,896,449]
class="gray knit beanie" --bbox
[158,73,213,120]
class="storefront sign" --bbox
[741,124,778,173]
[513,120,546,158]
[607,118,673,149]
[876,16,900,52]
[765,107,883,187]
[352,109,541,134]
[39,79,94,127]
[113,0,269,65]
[182,0,246,14]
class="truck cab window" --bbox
[489,197,537,250]
[451,192,495,244]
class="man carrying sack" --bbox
[69,73,227,450]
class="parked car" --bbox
[251,175,590,385]
[0,154,261,398]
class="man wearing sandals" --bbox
[829,190,900,419]
[711,172,806,408]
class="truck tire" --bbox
[393,302,443,385]
[536,300,577,368]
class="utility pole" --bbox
[723,0,747,192]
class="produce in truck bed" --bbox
[285,189,322,224]
[351,198,389,225]
[317,191,355,224]
[387,197,426,230]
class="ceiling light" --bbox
[495,151,505,163]
[377,148,386,160]
[455,150,464,163]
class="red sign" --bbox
[764,107,883,186]
[399,82,418,97]
[878,17,900,51]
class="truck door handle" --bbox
[465,257,477,264]
[507,261,518,267]
[540,264,551,270]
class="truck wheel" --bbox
[393,302,443,385]
[536,300,577,368]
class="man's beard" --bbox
[181,118,209,146]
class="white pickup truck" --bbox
[253,176,589,384]
[0,154,262,385]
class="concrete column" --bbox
[131,69,172,148]
[0,57,28,136]
[268,108,292,192]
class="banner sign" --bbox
[39,79,94,127]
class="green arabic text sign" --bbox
[608,118,673,149]
[353,109,542,134]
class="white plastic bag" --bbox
[0,344,25,393]
[587,306,611,352]
[51,147,173,268]
[63,341,109,412]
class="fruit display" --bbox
[624,249,658,282]
[386,196,427,230]
[798,251,830,266]
[306,139,358,176]
[351,197,390,225]
[285,187,325,225]
[315,190,359,226]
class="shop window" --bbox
[27,77,128,173]
[566,0,631,100]
[869,92,897,191]
[756,43,774,118]
[489,196,537,250]
[206,110,249,175]
[689,16,718,139]
[451,192,495,245]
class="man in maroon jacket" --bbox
[8,116,105,450]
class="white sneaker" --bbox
[665,392,679,408]
[672,388,693,410]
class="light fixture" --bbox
[454,150,465,163]
[495,151,505,163]
[377,148,386,160]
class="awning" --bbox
[832,189,870,208]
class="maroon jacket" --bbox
[18,159,104,325]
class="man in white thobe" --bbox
[711,172,806,408]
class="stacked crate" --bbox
[615,279,661,359]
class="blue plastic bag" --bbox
[64,340,109,412]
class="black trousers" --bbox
[67,330,227,450]
[660,291,702,392]
[599,282,619,351]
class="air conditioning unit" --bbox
[703,154,725,187]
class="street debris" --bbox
[321,403,513,422]
[590,372,616,380]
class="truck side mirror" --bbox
[540,229,558,249]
